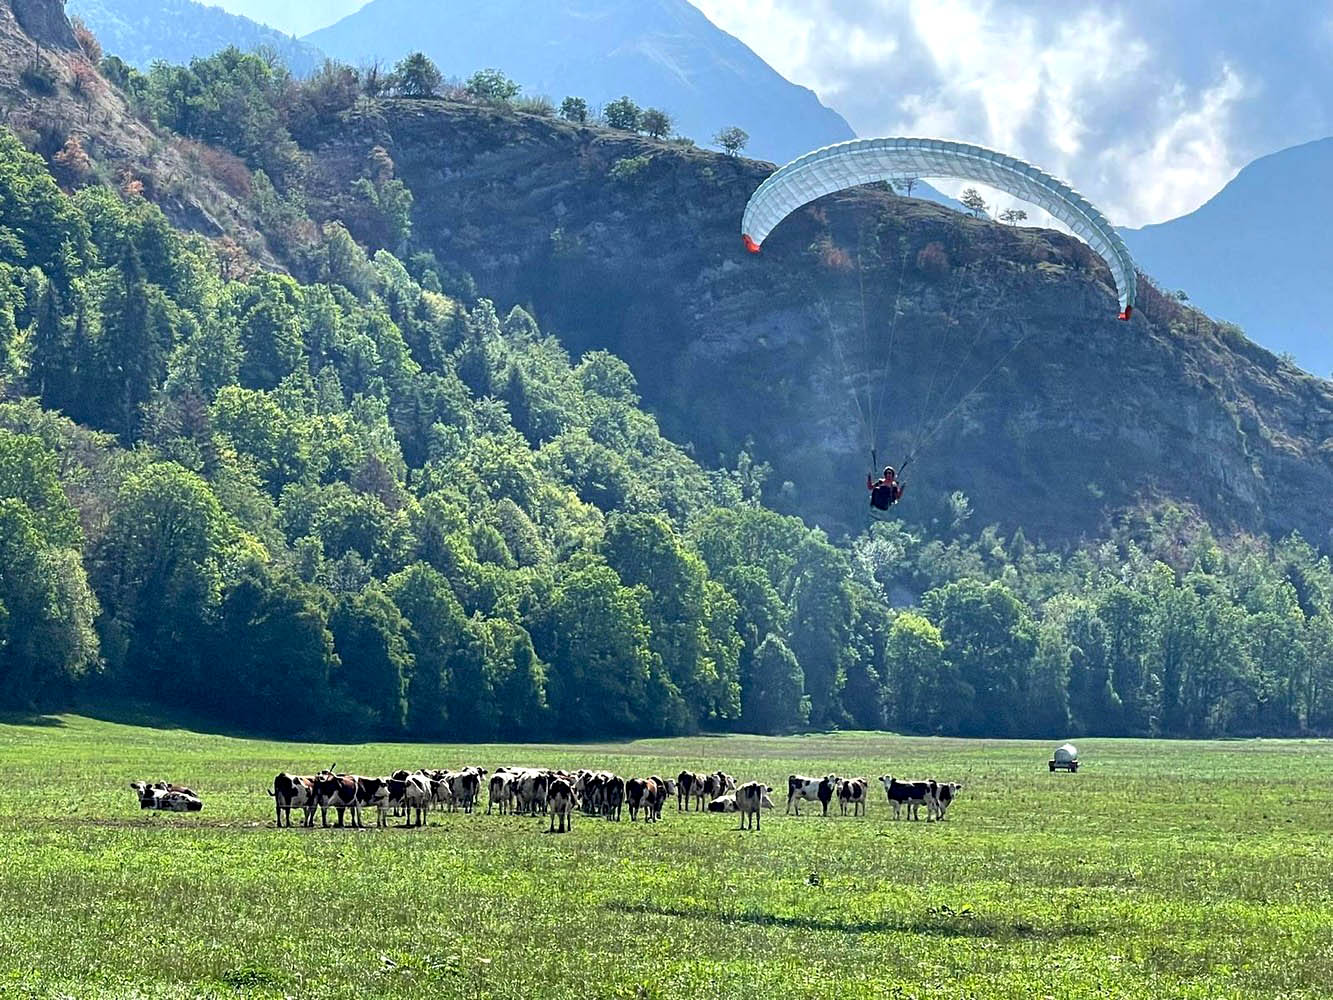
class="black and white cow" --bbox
[786,774,839,816]
[547,777,575,833]
[601,774,625,821]
[130,781,203,812]
[489,771,516,815]
[700,771,736,806]
[677,770,704,811]
[513,769,550,815]
[837,777,869,816]
[707,788,775,813]
[879,776,932,820]
[269,772,315,827]
[929,781,963,820]
[735,782,772,830]
[381,774,432,827]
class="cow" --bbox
[699,771,736,806]
[602,774,625,821]
[929,781,963,820]
[380,774,432,828]
[708,789,775,813]
[488,772,516,815]
[443,767,487,813]
[677,771,704,811]
[355,776,393,825]
[626,777,659,822]
[879,776,933,820]
[513,769,550,815]
[735,782,772,830]
[649,776,675,821]
[786,774,839,816]
[314,771,362,828]
[268,772,316,827]
[130,781,202,813]
[837,777,869,817]
[548,777,576,833]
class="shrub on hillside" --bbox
[70,17,102,63]
[603,96,641,131]
[608,155,651,185]
[916,241,950,278]
[465,68,520,105]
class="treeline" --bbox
[0,126,853,739]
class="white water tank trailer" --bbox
[1049,743,1079,772]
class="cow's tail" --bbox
[266,788,276,797]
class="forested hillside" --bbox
[3,0,1333,742]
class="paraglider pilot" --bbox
[868,466,904,510]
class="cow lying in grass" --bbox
[706,788,775,814]
[130,781,203,812]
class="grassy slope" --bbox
[1,716,1331,998]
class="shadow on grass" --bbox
[0,712,66,728]
[605,900,1099,940]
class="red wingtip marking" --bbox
[1118,306,1133,321]
[743,234,761,254]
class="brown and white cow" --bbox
[626,777,659,822]
[786,774,839,816]
[879,776,932,820]
[649,776,675,821]
[269,772,315,827]
[130,781,203,813]
[837,777,869,817]
[547,777,576,833]
[314,771,362,828]
[735,782,772,830]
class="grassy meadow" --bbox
[0,715,1330,999]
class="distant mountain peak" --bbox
[1122,136,1333,377]
[305,0,856,164]
[67,0,326,75]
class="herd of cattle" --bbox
[130,768,963,831]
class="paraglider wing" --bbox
[741,138,1137,319]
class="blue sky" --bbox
[210,0,1333,226]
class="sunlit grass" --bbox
[1,716,1330,998]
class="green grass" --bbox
[1,716,1331,998]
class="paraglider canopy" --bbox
[741,137,1138,320]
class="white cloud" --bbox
[689,0,1333,226]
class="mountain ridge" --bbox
[305,0,856,164]
[295,98,1333,547]
[67,0,325,74]
[1122,136,1333,378]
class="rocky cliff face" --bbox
[307,99,1333,546]
[0,0,276,264]
[12,0,77,48]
